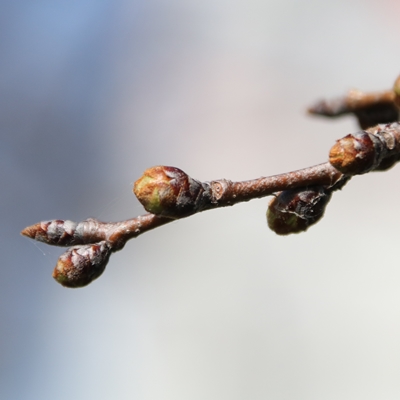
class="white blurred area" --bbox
[3,1,400,399]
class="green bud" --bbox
[134,166,207,218]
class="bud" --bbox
[21,218,104,246]
[21,220,78,245]
[267,187,331,235]
[329,123,400,175]
[134,166,208,218]
[53,241,111,288]
[329,131,381,175]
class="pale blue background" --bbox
[2,1,400,399]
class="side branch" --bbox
[308,77,400,129]
[308,89,395,117]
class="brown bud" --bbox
[134,166,209,218]
[267,187,331,235]
[329,131,381,175]
[21,218,105,246]
[21,220,78,245]
[53,241,111,288]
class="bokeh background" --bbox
[2,1,400,399]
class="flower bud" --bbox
[267,187,331,235]
[329,131,381,175]
[134,166,208,218]
[53,241,111,288]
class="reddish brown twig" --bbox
[20,74,400,288]
[21,215,171,251]
[308,89,395,116]
[22,162,344,248]
[213,163,343,207]
[22,162,347,287]
[308,89,398,129]
[22,120,400,288]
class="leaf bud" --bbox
[134,166,208,218]
[267,186,331,235]
[21,218,104,246]
[21,220,78,246]
[53,241,111,288]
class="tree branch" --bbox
[21,162,344,248]
[308,76,400,129]
[21,76,400,288]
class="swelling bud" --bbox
[329,123,400,175]
[329,131,377,175]
[53,241,111,288]
[267,187,331,235]
[134,166,208,218]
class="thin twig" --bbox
[308,89,395,117]
[308,89,399,129]
[20,74,400,287]
[21,162,343,251]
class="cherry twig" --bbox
[308,89,395,117]
[21,76,400,288]
[308,76,400,129]
[21,162,343,248]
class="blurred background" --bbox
[2,0,400,399]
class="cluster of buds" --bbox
[22,219,114,288]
